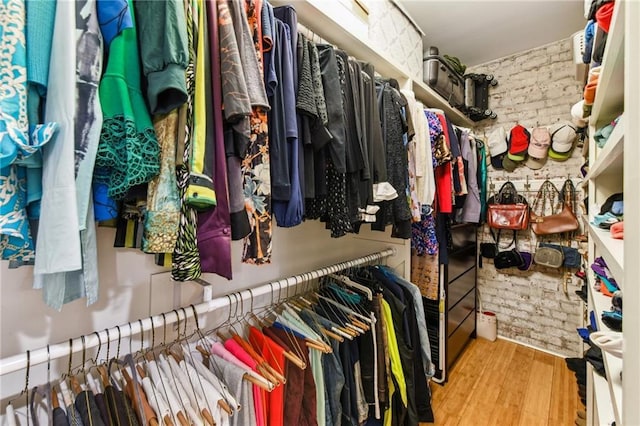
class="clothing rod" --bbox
[0,248,395,377]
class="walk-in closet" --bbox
[1,0,637,425]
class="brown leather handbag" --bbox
[530,180,579,235]
[487,181,530,230]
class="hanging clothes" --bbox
[372,79,411,239]
[22,0,57,245]
[400,91,435,209]
[269,17,303,227]
[171,0,202,282]
[241,0,273,265]
[137,0,188,254]
[476,138,488,223]
[0,0,57,266]
[459,129,481,224]
[197,0,233,279]
[93,0,159,203]
[31,0,105,310]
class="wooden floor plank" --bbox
[548,356,584,425]
[424,338,581,426]
[518,351,555,425]
[496,343,535,408]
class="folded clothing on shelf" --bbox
[601,310,622,331]
[590,330,623,358]
[594,114,621,148]
[591,256,619,286]
[610,221,623,239]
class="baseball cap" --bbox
[488,127,508,169]
[526,127,551,169]
[502,156,519,172]
[549,122,578,161]
[507,125,530,161]
[596,2,615,32]
[571,100,588,127]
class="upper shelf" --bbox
[591,0,625,127]
[270,0,474,127]
[412,80,473,127]
[586,114,624,181]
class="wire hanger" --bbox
[157,311,207,426]
[177,307,234,418]
[145,315,190,426]
[7,350,31,426]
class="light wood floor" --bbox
[426,338,584,426]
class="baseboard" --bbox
[497,335,569,359]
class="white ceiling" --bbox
[398,0,587,67]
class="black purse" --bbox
[480,243,499,259]
[494,249,525,270]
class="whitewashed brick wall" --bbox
[470,39,585,356]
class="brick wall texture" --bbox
[469,38,585,356]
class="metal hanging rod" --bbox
[0,248,395,377]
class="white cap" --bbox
[571,100,588,128]
[550,122,578,153]
[487,127,508,157]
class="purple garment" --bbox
[197,0,232,279]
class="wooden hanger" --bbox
[51,386,60,409]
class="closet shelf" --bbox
[270,0,473,127]
[591,367,616,426]
[591,0,625,127]
[588,274,614,332]
[581,214,590,228]
[587,223,624,288]
[588,277,623,426]
[587,114,624,181]
[412,80,474,127]
[604,364,623,426]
